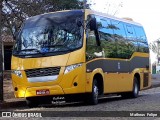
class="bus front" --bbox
[11,10,86,107]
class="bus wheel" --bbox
[26,97,39,108]
[130,77,139,98]
[86,79,99,105]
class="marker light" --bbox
[12,70,23,77]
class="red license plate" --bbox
[36,89,50,95]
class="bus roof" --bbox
[85,9,142,26]
[26,9,83,21]
[24,10,83,29]
[26,9,142,27]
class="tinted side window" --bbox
[124,24,138,58]
[111,20,129,59]
[111,20,126,38]
[86,15,104,61]
[96,16,117,58]
[86,14,148,60]
[134,26,149,53]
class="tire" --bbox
[86,79,99,105]
[130,77,139,98]
[26,97,39,108]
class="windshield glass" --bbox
[13,10,84,57]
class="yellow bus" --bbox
[11,9,151,107]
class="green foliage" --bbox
[49,0,83,11]
[2,0,83,36]
[86,33,137,60]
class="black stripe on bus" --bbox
[86,57,149,73]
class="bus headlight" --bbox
[12,70,23,77]
[64,63,82,74]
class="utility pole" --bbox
[0,0,4,101]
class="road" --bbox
[152,74,160,88]
[1,86,160,112]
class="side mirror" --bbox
[89,17,97,31]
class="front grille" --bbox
[25,67,61,78]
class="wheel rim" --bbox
[134,83,138,95]
[94,84,98,100]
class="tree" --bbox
[0,0,4,101]
[1,0,83,36]
[149,39,160,55]
[86,0,123,16]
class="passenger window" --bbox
[86,15,104,61]
[86,15,148,60]
[134,26,149,53]
[124,24,138,58]
[135,26,146,41]
[98,18,114,38]
[111,20,126,38]
[111,20,129,59]
[97,17,117,58]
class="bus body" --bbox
[11,9,151,107]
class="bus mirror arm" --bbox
[94,29,101,46]
[12,25,18,40]
[88,17,101,46]
[89,17,97,31]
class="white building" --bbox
[156,39,160,73]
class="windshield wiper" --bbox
[45,45,73,51]
[20,49,43,54]
[46,45,64,47]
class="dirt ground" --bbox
[3,72,15,101]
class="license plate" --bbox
[36,89,50,95]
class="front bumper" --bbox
[14,85,64,98]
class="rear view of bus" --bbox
[11,9,151,107]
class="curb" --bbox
[0,100,26,110]
[151,83,160,88]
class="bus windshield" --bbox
[13,10,84,57]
